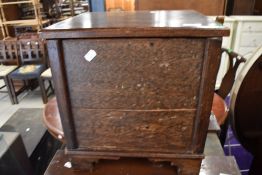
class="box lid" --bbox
[41,10,229,39]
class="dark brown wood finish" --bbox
[8,38,48,104]
[216,48,246,99]
[230,48,262,173]
[192,38,222,153]
[40,11,229,39]
[74,110,195,152]
[46,40,77,149]
[232,54,262,154]
[0,40,19,65]
[18,39,47,65]
[42,96,222,142]
[63,38,204,153]
[63,38,203,109]
[44,143,241,175]
[232,0,256,15]
[0,39,19,104]
[41,11,229,174]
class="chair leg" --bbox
[8,77,18,104]
[219,116,230,146]
[38,77,48,104]
[3,76,15,104]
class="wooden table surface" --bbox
[45,150,240,175]
[44,133,240,175]
[41,11,229,39]
[212,93,228,125]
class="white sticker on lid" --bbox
[64,162,72,168]
[84,49,97,62]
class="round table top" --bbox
[43,93,228,141]
[43,97,64,141]
[212,93,228,125]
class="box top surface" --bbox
[41,10,229,39]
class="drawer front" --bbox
[74,109,195,153]
[63,38,205,110]
[242,22,262,32]
[239,33,262,48]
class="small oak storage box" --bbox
[41,11,229,174]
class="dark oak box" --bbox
[41,10,229,174]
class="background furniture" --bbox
[40,67,53,103]
[231,16,262,62]
[134,0,227,15]
[226,0,262,15]
[104,0,228,15]
[9,38,47,104]
[0,39,19,104]
[212,16,237,89]
[230,47,262,174]
[106,0,134,11]
[41,11,229,174]
[0,0,49,38]
[213,16,262,89]
[42,96,223,143]
[60,0,89,17]
[211,93,228,126]
[215,48,246,145]
[216,48,246,100]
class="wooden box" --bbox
[41,11,229,174]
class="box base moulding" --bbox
[65,150,204,175]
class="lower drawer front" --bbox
[74,108,195,153]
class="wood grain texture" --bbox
[44,151,241,175]
[40,11,229,39]
[191,38,222,153]
[74,109,195,153]
[42,97,221,143]
[63,38,204,109]
[46,40,77,149]
[41,11,226,173]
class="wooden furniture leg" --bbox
[149,158,202,175]
[38,77,48,104]
[8,78,18,104]
[3,76,15,104]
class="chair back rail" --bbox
[0,40,19,65]
[19,39,47,65]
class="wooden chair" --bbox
[9,38,47,104]
[230,46,262,174]
[0,39,19,104]
[216,48,246,99]
[215,48,246,145]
